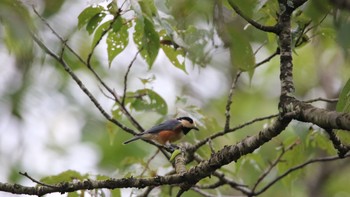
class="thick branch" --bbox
[278,2,295,97]
[295,101,350,131]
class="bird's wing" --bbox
[144,119,182,134]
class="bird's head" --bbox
[177,116,199,134]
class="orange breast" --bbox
[156,130,184,144]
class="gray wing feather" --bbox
[144,119,181,134]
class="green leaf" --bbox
[228,27,256,79]
[335,78,350,144]
[67,192,79,197]
[110,189,122,197]
[162,45,186,72]
[336,78,350,112]
[40,170,88,185]
[138,0,157,19]
[127,89,167,115]
[179,26,211,67]
[307,129,336,154]
[96,174,111,180]
[159,30,186,73]
[107,17,129,67]
[42,0,65,17]
[86,12,106,35]
[92,20,112,48]
[107,1,119,15]
[227,0,257,18]
[134,17,160,67]
[78,6,105,29]
[170,149,181,162]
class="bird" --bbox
[123,117,199,145]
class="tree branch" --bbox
[121,50,140,106]
[227,0,279,33]
[224,72,242,131]
[295,101,350,131]
[253,153,350,196]
[31,34,135,135]
[278,1,295,97]
[189,114,278,152]
[0,117,290,196]
[324,129,349,157]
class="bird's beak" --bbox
[193,126,199,131]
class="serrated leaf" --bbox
[160,30,186,73]
[134,18,160,68]
[336,78,350,113]
[162,44,186,72]
[127,89,167,115]
[228,27,255,79]
[86,12,106,35]
[92,20,112,48]
[107,17,129,67]
[40,170,88,185]
[78,6,105,29]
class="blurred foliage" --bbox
[0,0,350,197]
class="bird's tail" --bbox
[123,136,141,144]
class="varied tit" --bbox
[123,117,199,145]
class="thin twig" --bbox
[137,186,156,197]
[33,6,144,132]
[224,71,242,131]
[31,34,135,134]
[252,141,299,192]
[224,50,278,131]
[195,180,224,189]
[253,40,267,55]
[227,1,278,34]
[190,114,278,152]
[193,154,251,195]
[32,7,86,65]
[191,187,218,197]
[304,13,329,34]
[253,153,350,196]
[140,149,160,177]
[304,97,338,103]
[19,172,59,189]
[122,50,141,106]
[255,48,279,69]
[86,12,120,66]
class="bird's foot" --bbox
[164,143,179,152]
